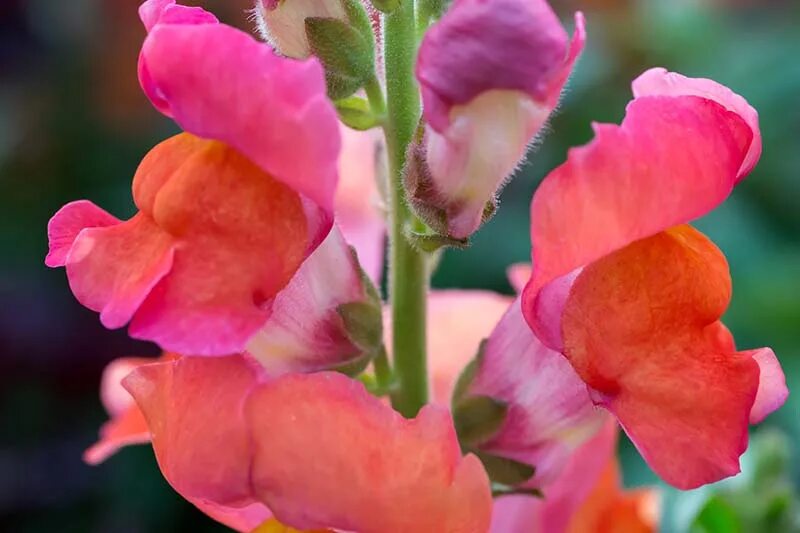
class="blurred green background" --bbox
[0,0,797,531]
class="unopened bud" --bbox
[414,0,586,239]
[255,0,349,59]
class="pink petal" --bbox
[335,126,385,284]
[632,67,761,181]
[490,419,618,533]
[417,0,584,132]
[137,0,218,117]
[749,348,789,424]
[246,226,378,375]
[523,91,753,326]
[506,263,532,294]
[245,372,493,532]
[138,0,217,32]
[45,200,119,268]
[189,500,272,533]
[467,298,606,487]
[426,291,512,405]
[65,213,176,330]
[141,22,340,213]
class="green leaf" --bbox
[692,496,743,533]
[453,394,507,447]
[475,451,536,487]
[305,17,375,99]
[335,96,380,131]
[491,482,543,499]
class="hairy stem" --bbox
[383,0,428,417]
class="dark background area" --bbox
[1,0,798,531]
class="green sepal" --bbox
[491,483,543,500]
[369,0,401,14]
[453,394,508,448]
[337,301,383,353]
[451,339,486,405]
[306,16,375,100]
[475,451,537,487]
[405,229,469,253]
[329,352,373,378]
[335,96,381,131]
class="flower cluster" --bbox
[47,0,787,531]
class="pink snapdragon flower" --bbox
[413,0,585,239]
[46,0,341,356]
[522,69,788,489]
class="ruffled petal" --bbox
[246,372,492,533]
[141,19,340,213]
[632,67,761,181]
[137,0,218,117]
[126,136,309,354]
[64,213,176,330]
[124,355,264,506]
[561,226,768,489]
[45,200,119,268]
[749,348,789,424]
[523,90,754,320]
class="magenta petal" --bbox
[468,298,606,487]
[141,23,340,213]
[417,0,583,131]
[749,348,789,424]
[45,200,119,268]
[632,67,761,181]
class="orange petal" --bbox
[562,225,761,489]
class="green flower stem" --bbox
[383,0,429,418]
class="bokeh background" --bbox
[1,0,798,531]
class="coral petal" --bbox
[562,226,760,489]
[65,213,176,330]
[127,138,309,355]
[246,372,492,532]
[524,93,753,305]
[124,355,263,506]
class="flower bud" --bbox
[414,0,585,239]
[255,0,348,59]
